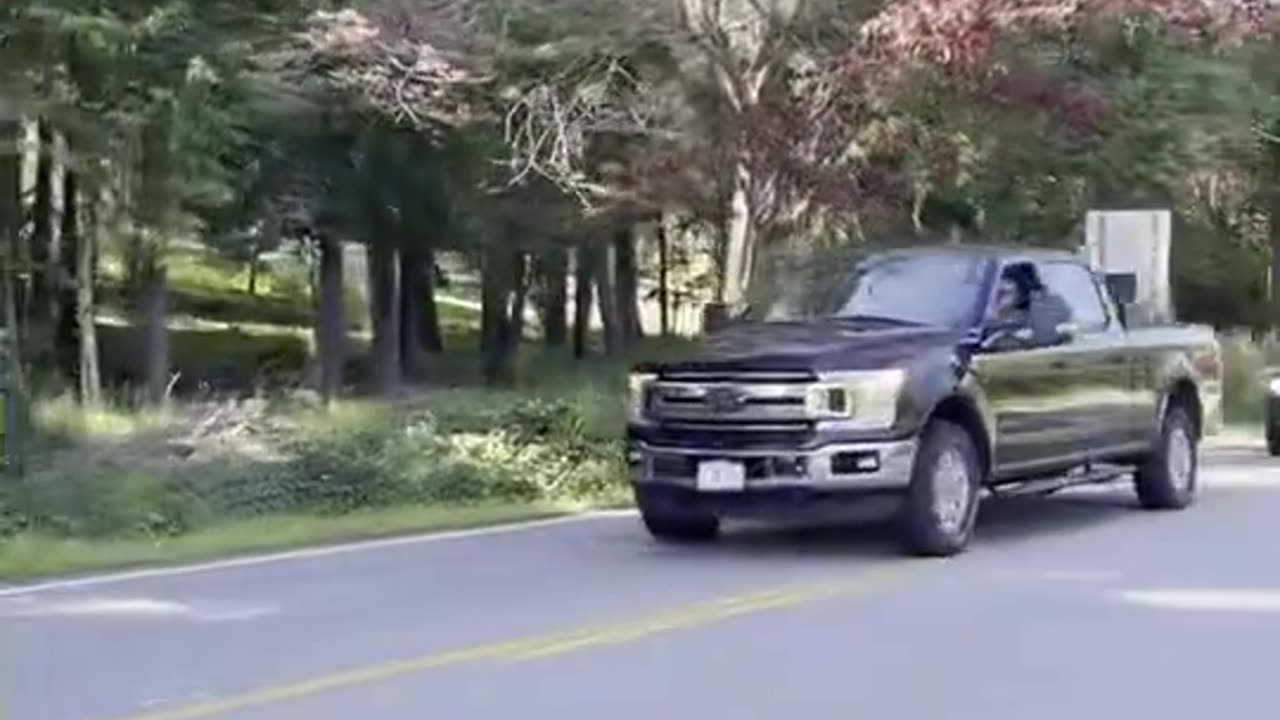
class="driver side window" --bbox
[985,261,1073,352]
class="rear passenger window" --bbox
[1039,262,1108,331]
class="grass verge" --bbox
[0,501,626,581]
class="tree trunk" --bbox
[595,240,623,356]
[1,118,22,342]
[480,251,502,356]
[722,159,757,306]
[247,254,260,296]
[314,234,346,402]
[481,245,516,384]
[366,240,401,396]
[1270,117,1280,334]
[656,214,670,336]
[2,257,25,476]
[0,119,28,470]
[614,225,643,346]
[420,245,442,352]
[572,242,593,359]
[56,165,80,383]
[508,251,529,347]
[538,245,568,349]
[78,194,101,406]
[398,244,428,380]
[29,118,56,365]
[139,260,170,406]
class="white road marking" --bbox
[0,510,635,599]
[0,596,280,621]
[1113,588,1280,612]
[1199,470,1280,489]
[3,597,192,618]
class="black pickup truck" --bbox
[625,245,1222,556]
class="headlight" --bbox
[805,369,906,430]
[1268,378,1280,396]
[627,372,657,422]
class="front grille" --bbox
[640,371,819,450]
[646,375,812,424]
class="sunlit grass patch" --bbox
[33,394,174,441]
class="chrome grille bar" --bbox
[647,379,811,423]
[658,370,815,384]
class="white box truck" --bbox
[1082,209,1173,323]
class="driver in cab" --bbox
[989,263,1072,350]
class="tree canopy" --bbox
[3,0,1280,406]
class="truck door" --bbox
[973,261,1079,477]
[1035,260,1136,459]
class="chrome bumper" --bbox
[629,438,919,492]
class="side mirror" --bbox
[1104,272,1137,305]
[1055,322,1078,342]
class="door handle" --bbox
[1050,360,1068,370]
[1104,355,1126,366]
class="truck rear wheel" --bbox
[900,419,983,557]
[1135,405,1198,510]
[636,490,720,543]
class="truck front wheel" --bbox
[899,420,983,557]
[636,491,721,543]
[1135,405,1198,510]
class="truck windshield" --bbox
[746,250,990,329]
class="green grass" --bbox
[0,501,611,580]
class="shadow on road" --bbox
[636,487,1142,560]
[973,489,1137,546]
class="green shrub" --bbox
[5,384,629,543]
[272,401,626,512]
[13,468,189,539]
[1220,332,1267,424]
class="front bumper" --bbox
[628,438,919,492]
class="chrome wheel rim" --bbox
[932,448,971,534]
[1168,425,1194,493]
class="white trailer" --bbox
[1082,209,1173,323]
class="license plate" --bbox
[696,460,746,492]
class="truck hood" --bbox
[654,322,962,375]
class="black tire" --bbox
[1135,404,1198,510]
[899,419,983,557]
[637,494,720,544]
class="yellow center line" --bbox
[112,565,915,720]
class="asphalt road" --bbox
[6,441,1280,720]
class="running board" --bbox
[988,464,1129,499]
